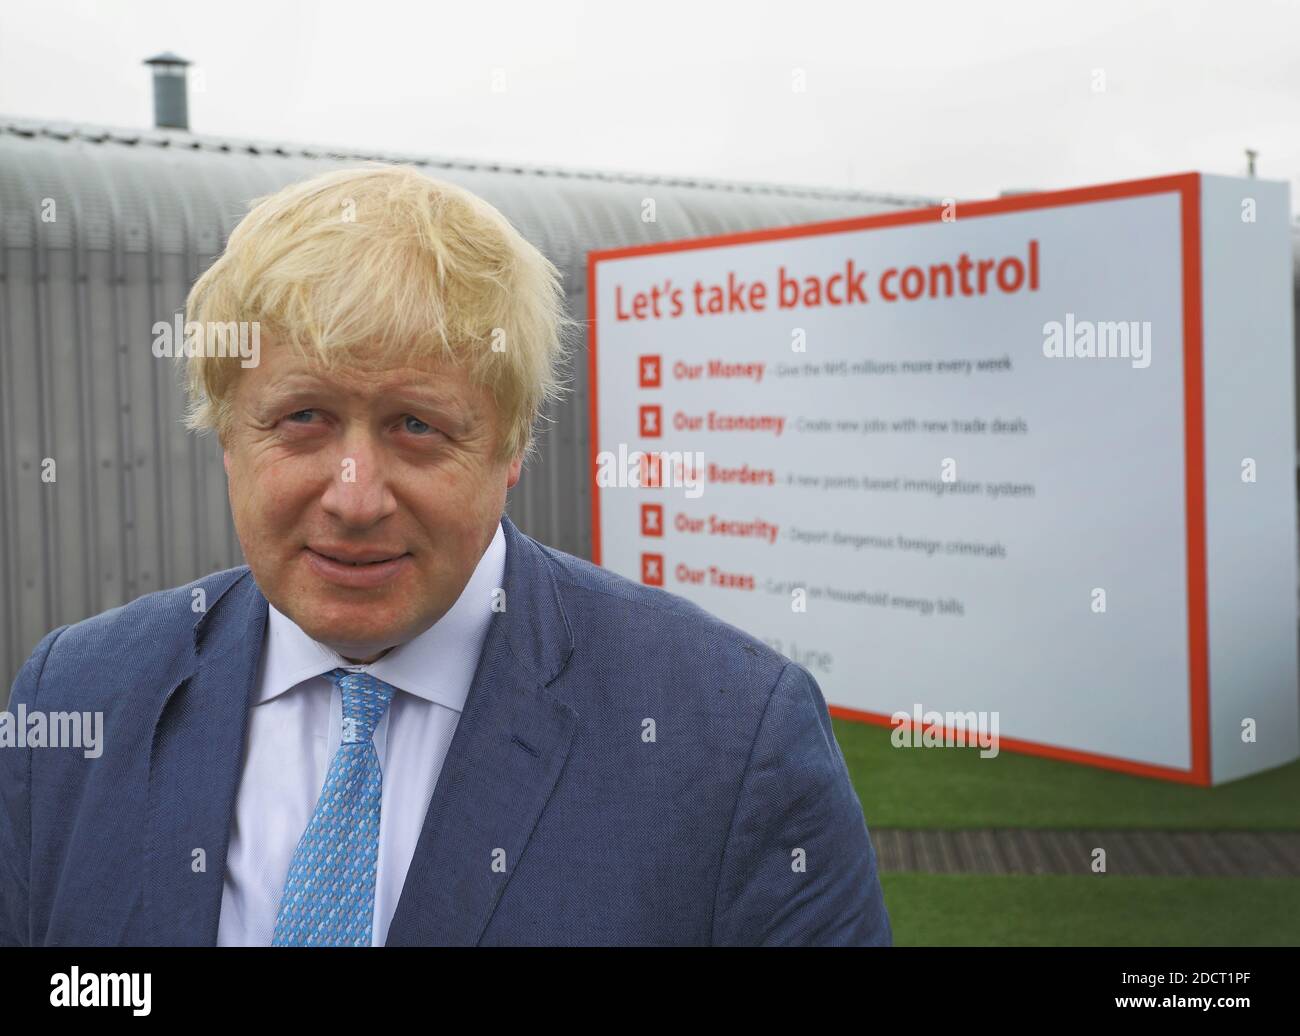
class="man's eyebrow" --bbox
[257,376,480,425]
[262,375,466,407]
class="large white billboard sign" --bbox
[589,174,1297,785]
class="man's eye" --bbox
[285,409,315,424]
[404,415,433,435]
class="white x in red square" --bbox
[639,405,662,438]
[641,503,664,537]
[641,552,664,586]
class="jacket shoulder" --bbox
[13,566,252,703]
[531,539,794,683]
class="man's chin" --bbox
[319,632,403,662]
[281,603,414,658]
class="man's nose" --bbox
[319,436,398,527]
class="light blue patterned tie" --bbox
[272,667,396,946]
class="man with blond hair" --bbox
[0,164,892,947]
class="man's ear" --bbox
[506,453,524,489]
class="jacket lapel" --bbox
[384,514,578,945]
[143,568,267,946]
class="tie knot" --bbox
[327,668,396,744]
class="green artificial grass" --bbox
[880,873,1300,946]
[832,718,1300,830]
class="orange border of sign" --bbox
[587,172,1209,786]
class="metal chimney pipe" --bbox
[143,52,192,130]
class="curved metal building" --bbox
[0,114,936,677]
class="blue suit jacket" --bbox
[1,514,891,946]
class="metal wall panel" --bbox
[0,116,940,679]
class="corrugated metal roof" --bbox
[0,113,944,298]
[0,113,935,206]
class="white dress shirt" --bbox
[216,520,505,946]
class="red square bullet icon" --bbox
[639,452,664,489]
[638,354,661,388]
[641,503,664,537]
[641,552,664,586]
[639,404,662,438]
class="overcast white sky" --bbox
[2,0,1298,211]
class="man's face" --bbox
[222,340,522,662]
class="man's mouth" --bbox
[303,546,413,587]
[307,547,410,566]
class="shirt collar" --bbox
[256,519,506,713]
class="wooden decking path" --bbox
[870,829,1300,877]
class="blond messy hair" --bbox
[180,163,577,461]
